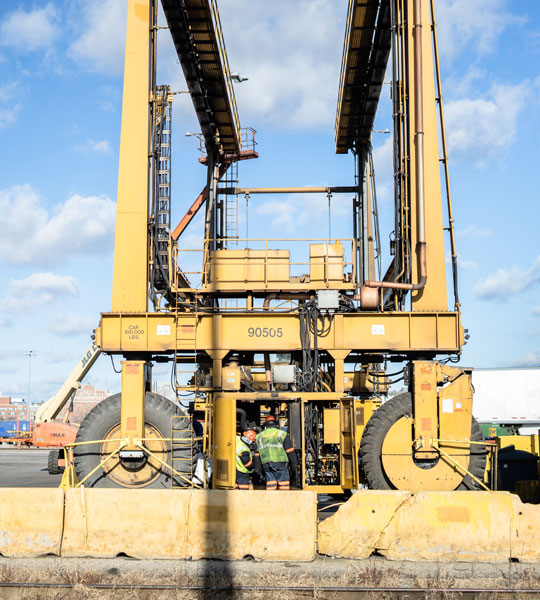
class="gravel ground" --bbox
[2,556,540,599]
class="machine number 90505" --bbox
[248,327,283,338]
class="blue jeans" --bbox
[262,461,289,489]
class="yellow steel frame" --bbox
[111,0,151,313]
[95,0,475,495]
[98,310,463,355]
[120,360,146,445]
[407,0,447,310]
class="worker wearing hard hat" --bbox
[235,429,257,490]
[254,415,300,490]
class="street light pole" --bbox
[24,350,37,405]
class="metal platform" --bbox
[335,0,392,154]
[161,0,241,155]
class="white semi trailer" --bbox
[472,367,540,433]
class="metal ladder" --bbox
[173,294,199,394]
[151,85,172,293]
[221,160,239,247]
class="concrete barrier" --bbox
[318,490,540,563]
[187,489,317,560]
[379,491,514,562]
[5,487,540,562]
[61,488,317,560]
[318,490,410,559]
[61,488,191,559]
[0,488,64,557]
[511,494,540,562]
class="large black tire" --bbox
[73,392,196,488]
[359,392,487,491]
[48,449,61,475]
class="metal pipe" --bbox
[171,163,229,241]
[365,0,427,293]
[263,352,272,391]
[236,407,247,430]
[218,186,357,195]
[430,0,460,310]
[263,293,310,309]
[361,148,370,283]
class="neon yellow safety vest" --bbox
[236,435,253,473]
[256,428,287,464]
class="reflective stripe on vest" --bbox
[236,435,253,473]
[256,427,287,464]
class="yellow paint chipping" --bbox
[0,488,64,557]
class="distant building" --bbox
[57,384,109,424]
[0,397,40,422]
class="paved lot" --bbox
[0,447,61,487]
[0,448,341,518]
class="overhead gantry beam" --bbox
[161,0,241,156]
[335,0,391,154]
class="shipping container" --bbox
[0,420,31,438]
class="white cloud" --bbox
[254,192,349,235]
[100,100,116,113]
[436,0,523,60]
[216,1,345,128]
[456,225,492,239]
[0,106,22,129]
[49,314,98,337]
[0,4,60,53]
[510,350,540,368]
[99,86,121,113]
[445,251,477,270]
[0,82,19,103]
[75,139,112,155]
[532,307,540,317]
[0,82,23,129]
[0,273,79,314]
[0,185,116,266]
[44,350,80,365]
[69,0,127,76]
[474,256,540,301]
[457,256,478,271]
[445,81,531,162]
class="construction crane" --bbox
[31,343,100,474]
[67,0,486,494]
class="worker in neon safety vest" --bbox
[254,415,300,490]
[235,429,257,490]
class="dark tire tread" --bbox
[359,392,487,491]
[47,449,61,475]
[73,392,196,488]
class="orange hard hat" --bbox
[265,415,276,423]
[243,429,257,442]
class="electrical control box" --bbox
[222,365,240,391]
[317,289,340,311]
[271,364,296,384]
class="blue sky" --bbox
[0,0,539,404]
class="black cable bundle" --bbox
[298,300,334,391]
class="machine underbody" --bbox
[66,0,490,495]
